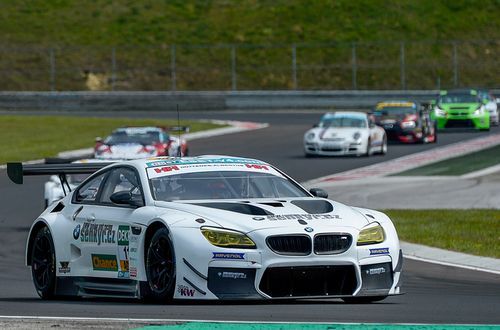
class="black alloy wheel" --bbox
[144,227,176,302]
[31,227,56,299]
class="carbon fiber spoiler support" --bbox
[7,162,113,185]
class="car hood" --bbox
[439,103,480,113]
[154,197,371,232]
[307,127,365,140]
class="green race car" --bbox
[431,89,490,131]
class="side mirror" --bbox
[110,191,144,207]
[309,188,328,198]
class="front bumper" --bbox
[304,141,364,156]
[435,114,490,130]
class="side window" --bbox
[75,172,107,203]
[100,167,143,205]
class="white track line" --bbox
[403,255,500,275]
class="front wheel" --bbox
[342,295,388,304]
[31,227,56,299]
[142,227,176,302]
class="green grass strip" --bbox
[383,209,500,258]
[138,322,500,330]
[0,115,225,164]
[393,144,500,176]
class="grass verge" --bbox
[383,209,500,258]
[0,115,225,164]
[393,144,500,176]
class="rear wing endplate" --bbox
[7,162,113,185]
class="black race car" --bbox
[373,101,437,143]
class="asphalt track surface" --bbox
[0,110,499,324]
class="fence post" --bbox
[231,46,237,91]
[111,47,116,91]
[452,41,458,87]
[49,48,55,91]
[351,42,357,90]
[400,42,406,90]
[292,44,297,90]
[171,44,177,91]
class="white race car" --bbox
[8,156,402,303]
[304,111,387,157]
[44,159,112,208]
[95,126,188,160]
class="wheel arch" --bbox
[143,220,169,262]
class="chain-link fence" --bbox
[0,40,498,91]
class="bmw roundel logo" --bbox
[73,224,81,240]
[304,227,314,233]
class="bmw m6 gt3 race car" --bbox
[7,156,402,303]
[431,89,490,131]
[95,126,188,160]
[373,101,437,143]
[304,112,387,157]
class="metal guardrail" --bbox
[0,90,499,111]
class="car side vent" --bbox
[259,202,284,207]
[291,200,333,214]
[50,202,65,213]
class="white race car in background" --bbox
[8,155,402,303]
[478,90,499,126]
[95,126,188,160]
[304,111,387,157]
[44,159,111,208]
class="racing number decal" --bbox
[117,225,130,278]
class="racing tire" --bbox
[31,227,56,299]
[379,135,387,155]
[342,295,388,304]
[142,227,176,302]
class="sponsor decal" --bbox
[80,223,116,245]
[117,225,130,246]
[58,261,71,274]
[267,214,341,221]
[117,225,130,273]
[146,157,267,168]
[245,164,268,170]
[129,266,137,279]
[118,271,129,278]
[153,165,180,174]
[212,252,245,260]
[177,284,195,297]
[218,271,247,279]
[366,267,386,275]
[92,254,118,271]
[73,225,81,240]
[369,247,390,256]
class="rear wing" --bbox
[7,162,113,185]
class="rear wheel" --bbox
[342,295,387,304]
[142,228,176,302]
[31,227,56,299]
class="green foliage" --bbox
[0,115,224,163]
[384,209,500,258]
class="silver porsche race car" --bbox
[7,155,402,303]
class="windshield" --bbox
[319,117,367,128]
[105,131,161,145]
[150,170,309,201]
[374,107,416,116]
[438,94,480,104]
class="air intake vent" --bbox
[314,233,352,255]
[266,235,311,256]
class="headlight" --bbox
[201,227,256,249]
[473,106,484,116]
[305,132,315,141]
[434,107,447,117]
[357,223,385,246]
[401,120,416,128]
[353,132,361,140]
